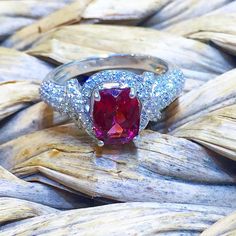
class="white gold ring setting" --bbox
[40,54,185,146]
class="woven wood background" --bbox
[0,0,236,235]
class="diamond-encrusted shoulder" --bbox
[39,80,67,113]
[142,67,185,121]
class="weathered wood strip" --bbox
[0,102,68,144]
[0,47,52,82]
[0,81,40,121]
[0,166,90,209]
[173,104,236,161]
[143,0,233,29]
[3,0,169,50]
[165,14,236,55]
[26,24,236,92]
[0,125,235,207]
[0,197,59,225]
[0,202,234,235]
[201,210,236,236]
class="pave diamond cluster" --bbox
[40,54,185,146]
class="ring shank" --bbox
[49,54,170,85]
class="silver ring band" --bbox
[40,54,185,146]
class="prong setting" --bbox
[133,135,140,141]
[94,90,101,101]
[129,87,137,99]
[97,140,104,147]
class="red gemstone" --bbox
[92,88,140,144]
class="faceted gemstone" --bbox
[93,88,140,144]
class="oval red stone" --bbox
[92,88,140,144]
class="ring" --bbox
[40,54,185,146]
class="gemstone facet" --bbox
[92,87,140,144]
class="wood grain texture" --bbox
[26,24,236,92]
[0,102,68,144]
[201,210,236,236]
[0,202,233,235]
[0,47,52,82]
[0,0,75,19]
[0,0,75,42]
[165,14,236,55]
[3,0,168,50]
[0,0,235,234]
[143,0,233,29]
[0,16,34,42]
[173,104,236,161]
[3,0,92,50]
[207,1,236,14]
[0,125,235,208]
[0,197,59,225]
[81,0,169,24]
[0,166,91,209]
[0,81,40,121]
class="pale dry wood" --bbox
[0,1,235,235]
[0,179,90,209]
[173,104,236,162]
[0,125,235,207]
[26,24,236,92]
[0,197,58,225]
[0,166,23,183]
[0,16,34,41]
[0,0,75,42]
[3,0,93,50]
[81,0,169,24]
[144,0,233,29]
[154,68,236,133]
[0,202,234,235]
[201,211,236,236]
[0,102,69,144]
[0,0,74,19]
[0,165,90,209]
[0,47,52,82]
[165,14,236,55]
[3,0,169,50]
[0,81,40,121]
[207,1,236,15]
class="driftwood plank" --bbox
[0,47,52,82]
[144,0,233,29]
[0,0,74,19]
[81,0,169,24]
[0,81,40,121]
[0,166,22,182]
[208,1,236,14]
[2,0,94,50]
[3,0,169,50]
[0,1,235,235]
[165,14,236,55]
[0,166,91,209]
[0,125,235,207]
[0,197,58,225]
[173,104,236,161]
[201,210,236,236]
[0,102,68,144]
[0,202,234,235]
[26,24,236,92]
[0,16,34,42]
[0,0,75,42]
